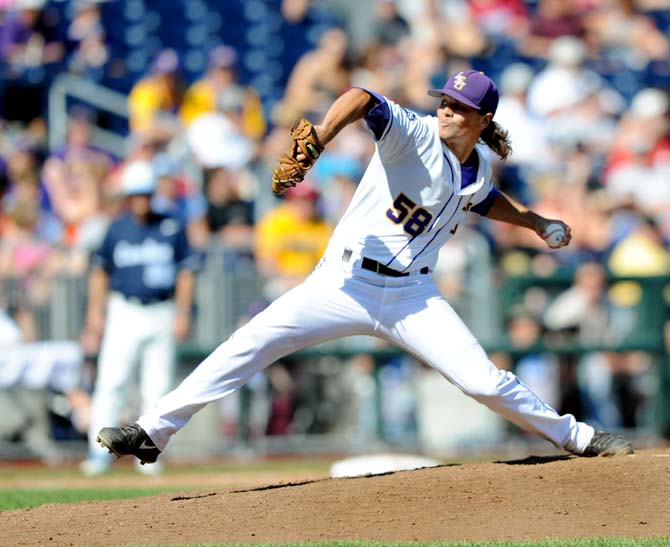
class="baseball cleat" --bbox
[580,430,634,457]
[96,423,161,465]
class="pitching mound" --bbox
[5,449,669,546]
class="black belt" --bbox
[115,292,172,306]
[361,257,429,277]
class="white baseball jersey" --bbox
[134,90,595,459]
[326,90,497,273]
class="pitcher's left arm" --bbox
[484,191,572,248]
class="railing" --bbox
[1,253,667,459]
[48,74,130,157]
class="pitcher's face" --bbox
[436,97,489,143]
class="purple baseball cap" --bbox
[428,70,499,116]
[151,48,180,75]
[209,45,238,69]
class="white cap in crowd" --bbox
[630,88,669,118]
[121,160,157,196]
[548,36,586,68]
[499,62,535,95]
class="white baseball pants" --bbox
[138,258,594,454]
[88,294,177,461]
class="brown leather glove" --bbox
[271,118,324,195]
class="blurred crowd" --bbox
[0,0,668,458]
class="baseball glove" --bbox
[271,118,324,195]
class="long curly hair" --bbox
[480,121,512,161]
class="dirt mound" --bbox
[4,449,669,546]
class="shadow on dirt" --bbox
[232,478,325,493]
[232,463,463,493]
[230,457,574,493]
[171,492,219,501]
[229,454,582,494]
[495,455,573,465]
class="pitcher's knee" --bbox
[460,370,512,400]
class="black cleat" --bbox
[581,430,634,457]
[96,423,161,465]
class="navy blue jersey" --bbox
[92,213,201,303]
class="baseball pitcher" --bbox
[96,71,633,465]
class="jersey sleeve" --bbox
[90,224,115,272]
[469,160,499,216]
[355,87,432,162]
[470,187,500,216]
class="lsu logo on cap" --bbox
[453,72,467,90]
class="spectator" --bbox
[318,173,358,226]
[521,0,587,58]
[255,181,333,298]
[372,0,411,47]
[66,0,104,45]
[467,0,529,46]
[493,62,551,202]
[311,121,372,181]
[0,0,65,122]
[202,165,255,262]
[41,106,113,253]
[604,176,669,434]
[1,136,50,216]
[151,153,208,247]
[398,36,451,113]
[506,307,561,410]
[427,0,488,59]
[80,160,200,476]
[608,215,669,285]
[0,1,64,68]
[277,27,351,120]
[542,262,636,427]
[128,48,185,136]
[280,0,312,23]
[543,262,622,346]
[66,0,109,80]
[583,0,669,71]
[0,193,62,341]
[526,36,622,119]
[349,41,404,99]
[248,118,298,220]
[433,218,499,341]
[180,45,266,141]
[186,91,255,173]
[604,87,670,225]
[104,131,173,204]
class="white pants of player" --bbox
[138,257,594,454]
[88,293,176,462]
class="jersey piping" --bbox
[401,195,464,272]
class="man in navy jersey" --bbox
[97,71,633,467]
[81,160,200,476]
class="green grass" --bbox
[0,458,335,511]
[0,457,334,480]
[0,487,185,510]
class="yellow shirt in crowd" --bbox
[179,79,266,140]
[255,204,332,277]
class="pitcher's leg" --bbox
[384,287,594,453]
[137,311,300,449]
[137,269,375,450]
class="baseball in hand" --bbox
[543,223,566,248]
